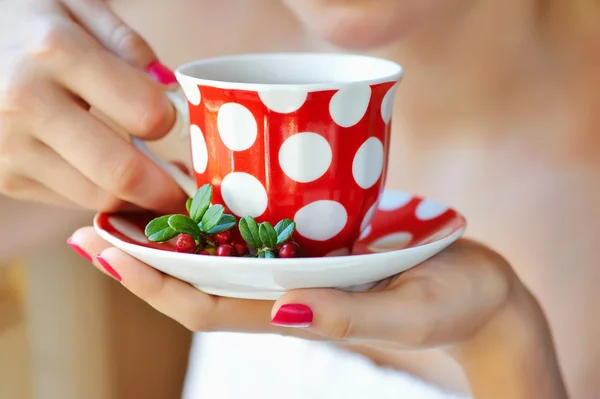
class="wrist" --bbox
[450,279,540,360]
[448,280,568,399]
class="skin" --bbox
[74,234,567,399]
[2,0,599,397]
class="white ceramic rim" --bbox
[93,213,467,270]
[174,52,403,91]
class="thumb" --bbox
[62,0,166,73]
[271,288,406,341]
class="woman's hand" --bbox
[71,226,517,344]
[0,0,185,212]
[70,228,568,398]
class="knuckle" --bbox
[0,124,31,161]
[0,77,36,115]
[410,321,441,348]
[135,90,171,135]
[183,298,218,332]
[134,278,166,309]
[108,154,147,195]
[323,315,353,340]
[401,328,430,348]
[0,127,13,158]
[0,135,15,160]
[27,19,80,63]
[0,172,26,197]
[109,25,150,62]
[183,300,217,332]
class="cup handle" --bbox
[131,91,197,198]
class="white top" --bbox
[182,333,471,399]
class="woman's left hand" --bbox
[68,227,516,350]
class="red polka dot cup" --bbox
[135,53,402,257]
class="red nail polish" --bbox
[271,304,313,328]
[147,61,177,85]
[67,237,92,262]
[96,255,122,282]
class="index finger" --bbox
[33,86,185,212]
[61,0,156,68]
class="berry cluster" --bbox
[144,184,301,258]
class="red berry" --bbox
[216,244,237,257]
[214,230,233,245]
[233,242,249,256]
[197,250,210,255]
[175,234,196,253]
[278,241,300,258]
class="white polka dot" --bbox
[258,90,307,114]
[294,200,347,241]
[325,248,350,257]
[368,232,413,252]
[217,103,257,151]
[108,217,148,243]
[221,172,268,217]
[329,84,372,128]
[378,191,413,211]
[359,224,372,240]
[360,202,378,232]
[278,133,332,183]
[415,199,448,220]
[178,76,201,106]
[352,137,384,189]
[381,83,398,124]
[189,125,208,174]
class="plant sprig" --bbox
[144,184,237,250]
[238,216,296,257]
[144,183,298,258]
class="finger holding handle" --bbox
[60,0,196,199]
[132,90,198,199]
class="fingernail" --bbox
[96,255,122,282]
[271,304,313,328]
[67,237,92,262]
[147,61,177,85]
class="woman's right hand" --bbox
[0,0,187,212]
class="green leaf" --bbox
[205,214,237,234]
[238,216,261,249]
[185,198,193,214]
[189,184,212,223]
[264,250,276,258]
[257,251,266,258]
[167,214,201,238]
[200,204,224,233]
[145,215,179,242]
[259,222,277,248]
[274,219,296,245]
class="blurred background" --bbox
[0,197,193,399]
